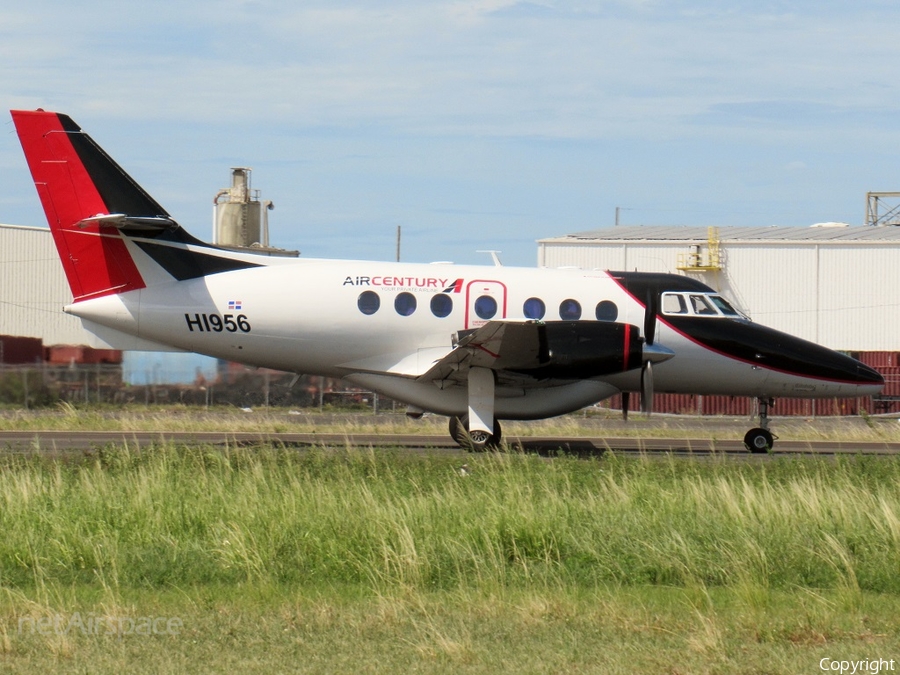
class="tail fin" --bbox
[11,109,163,301]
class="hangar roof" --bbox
[539,225,900,244]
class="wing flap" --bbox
[339,321,645,383]
[418,320,644,386]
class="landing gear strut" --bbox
[450,366,502,451]
[744,397,776,453]
[449,414,502,452]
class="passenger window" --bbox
[595,300,618,322]
[474,295,498,320]
[662,293,687,315]
[690,294,717,315]
[358,290,380,315]
[394,292,417,316]
[430,293,453,318]
[559,299,582,320]
[523,297,546,320]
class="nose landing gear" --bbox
[744,397,777,453]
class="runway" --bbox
[1,429,899,456]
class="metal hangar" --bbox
[537,224,900,414]
[538,224,900,352]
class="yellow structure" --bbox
[676,227,721,271]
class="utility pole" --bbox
[615,206,634,227]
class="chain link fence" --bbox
[0,364,398,411]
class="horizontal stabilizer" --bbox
[75,214,180,232]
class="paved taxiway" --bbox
[0,430,899,456]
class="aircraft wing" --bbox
[418,320,644,386]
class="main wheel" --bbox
[449,415,502,451]
[743,427,774,453]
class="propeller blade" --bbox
[622,391,629,421]
[640,361,654,414]
[644,291,658,346]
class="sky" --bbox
[2,0,899,267]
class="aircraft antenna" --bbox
[476,250,503,266]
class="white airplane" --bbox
[11,109,884,452]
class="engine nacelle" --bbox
[512,321,643,379]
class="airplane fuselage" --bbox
[66,250,881,420]
[12,108,883,450]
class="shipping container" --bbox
[857,352,900,368]
[46,345,122,365]
[0,335,43,364]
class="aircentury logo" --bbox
[342,276,463,292]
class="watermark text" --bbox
[820,658,896,675]
[18,612,182,637]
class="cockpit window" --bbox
[662,293,688,315]
[709,295,740,316]
[690,295,717,315]
[661,292,746,319]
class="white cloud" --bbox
[5,1,900,141]
[4,1,900,263]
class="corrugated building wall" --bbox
[0,224,224,384]
[0,224,91,345]
[539,226,900,352]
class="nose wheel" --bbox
[744,427,774,453]
[745,397,777,453]
[449,414,502,452]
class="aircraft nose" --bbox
[759,335,885,396]
[757,334,885,396]
[853,361,884,393]
[662,317,885,396]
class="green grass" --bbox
[2,446,900,591]
[4,586,900,674]
[1,443,900,671]
[2,402,899,444]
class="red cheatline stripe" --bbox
[623,323,631,372]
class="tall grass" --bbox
[1,445,899,596]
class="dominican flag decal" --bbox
[228,300,243,311]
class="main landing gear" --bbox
[744,397,776,453]
[449,414,502,452]
[449,366,503,451]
